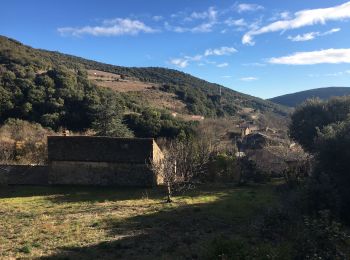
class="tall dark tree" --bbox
[92,94,133,137]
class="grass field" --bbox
[0,183,279,259]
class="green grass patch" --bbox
[0,183,279,259]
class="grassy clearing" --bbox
[0,183,278,259]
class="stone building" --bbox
[47,136,163,187]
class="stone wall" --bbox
[49,161,156,187]
[0,165,48,185]
[0,137,163,187]
[47,137,163,187]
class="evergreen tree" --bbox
[92,94,133,137]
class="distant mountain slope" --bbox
[269,87,350,107]
[0,35,290,132]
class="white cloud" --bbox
[269,11,291,22]
[287,32,318,42]
[169,54,204,68]
[225,18,247,27]
[152,15,163,21]
[236,3,264,13]
[240,77,258,81]
[217,62,229,68]
[169,58,189,68]
[280,11,291,20]
[242,1,350,45]
[204,46,237,56]
[268,48,350,65]
[186,6,218,21]
[58,18,157,37]
[164,21,215,33]
[243,62,266,67]
[167,7,218,33]
[222,75,233,78]
[287,28,341,42]
[169,46,237,69]
[184,54,203,61]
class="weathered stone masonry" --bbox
[0,137,164,187]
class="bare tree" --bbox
[150,138,214,203]
[150,141,179,203]
[264,143,311,186]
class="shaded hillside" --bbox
[269,87,350,107]
[0,35,289,133]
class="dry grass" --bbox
[88,69,155,92]
[0,184,278,259]
[87,69,188,113]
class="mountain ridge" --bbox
[269,87,350,107]
[0,35,290,133]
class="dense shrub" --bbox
[124,108,196,139]
[290,96,350,222]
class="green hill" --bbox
[269,87,350,107]
[0,35,289,135]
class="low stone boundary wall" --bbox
[0,163,156,187]
[49,161,156,187]
[0,165,48,185]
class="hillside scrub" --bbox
[0,35,290,133]
[0,119,53,164]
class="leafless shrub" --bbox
[0,119,53,164]
[150,137,215,202]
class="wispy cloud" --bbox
[217,62,229,68]
[235,3,264,13]
[169,46,237,68]
[58,18,157,37]
[152,15,163,21]
[166,6,218,33]
[287,28,340,42]
[225,18,247,27]
[240,77,258,81]
[242,1,350,45]
[204,46,237,56]
[185,6,218,21]
[221,75,233,78]
[268,48,350,65]
[169,58,189,68]
[243,62,266,67]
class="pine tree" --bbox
[92,94,134,137]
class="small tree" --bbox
[150,141,181,203]
[150,138,213,203]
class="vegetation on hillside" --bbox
[0,36,196,139]
[0,35,289,134]
[269,87,350,107]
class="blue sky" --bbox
[1,0,350,98]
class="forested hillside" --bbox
[269,87,350,107]
[0,35,289,136]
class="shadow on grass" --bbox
[37,184,276,260]
[0,185,166,202]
